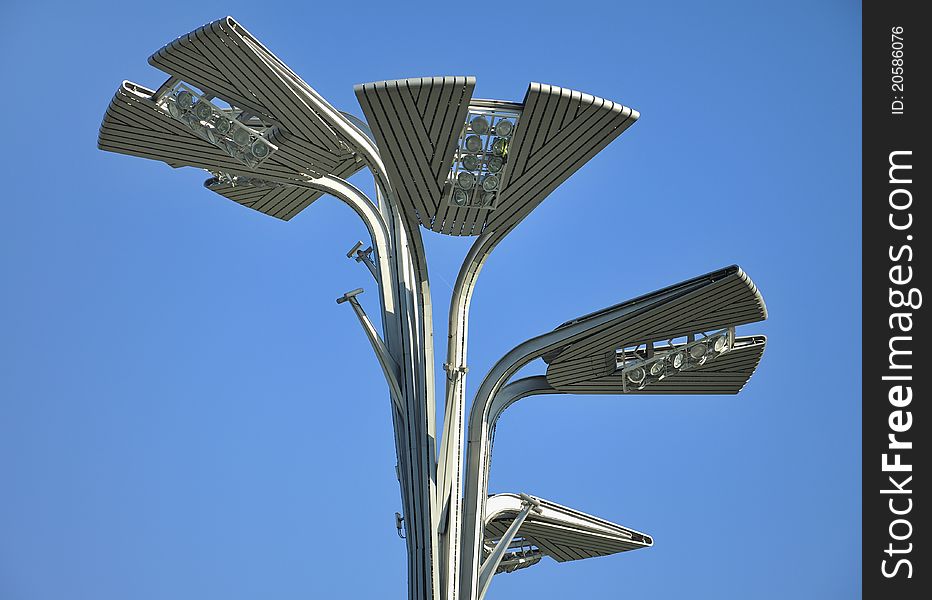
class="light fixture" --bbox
[458,172,476,189]
[250,139,270,159]
[713,336,727,352]
[193,100,212,120]
[465,135,483,153]
[470,116,490,135]
[618,328,736,392]
[214,117,232,135]
[671,352,685,369]
[156,82,278,168]
[495,119,514,137]
[626,367,646,385]
[232,127,251,146]
[463,154,481,171]
[176,90,194,110]
[446,106,520,211]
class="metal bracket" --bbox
[443,362,469,382]
[336,288,365,304]
[395,512,406,539]
[346,240,378,280]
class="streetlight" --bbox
[457,265,767,600]
[97,16,767,600]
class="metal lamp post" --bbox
[98,16,768,600]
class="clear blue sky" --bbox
[0,1,860,598]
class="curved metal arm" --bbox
[437,225,525,600]
[458,301,644,600]
[301,175,398,325]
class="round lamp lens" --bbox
[649,361,664,376]
[487,156,504,173]
[470,116,490,135]
[713,336,727,352]
[214,118,232,135]
[627,367,646,385]
[671,352,685,369]
[167,100,183,119]
[465,135,483,153]
[194,101,212,120]
[481,175,500,192]
[481,192,496,207]
[233,128,251,146]
[452,189,468,206]
[491,138,507,156]
[176,90,194,110]
[250,140,270,159]
[689,343,708,360]
[495,119,514,136]
[462,154,481,171]
[457,172,476,189]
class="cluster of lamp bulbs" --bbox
[620,329,733,391]
[449,112,517,209]
[163,87,277,168]
[483,540,543,575]
[211,172,282,189]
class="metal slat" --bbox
[356,78,463,227]
[553,272,765,363]
[507,83,547,178]
[530,85,561,156]
[488,99,635,232]
[382,81,443,219]
[201,21,332,150]
[150,18,353,171]
[430,79,469,234]
[151,36,269,119]
[217,25,342,153]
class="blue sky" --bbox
[0,1,860,598]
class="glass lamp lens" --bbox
[671,352,685,369]
[250,139,270,159]
[457,172,476,189]
[465,135,483,153]
[487,156,504,173]
[167,100,183,119]
[713,336,727,352]
[481,175,500,192]
[176,90,194,110]
[627,367,646,384]
[649,361,664,376]
[480,192,495,207]
[194,101,212,120]
[470,116,490,135]
[689,343,708,360]
[495,119,514,137]
[491,138,507,156]
[452,189,468,206]
[214,118,232,135]
[462,154,481,171]
[233,128,251,146]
